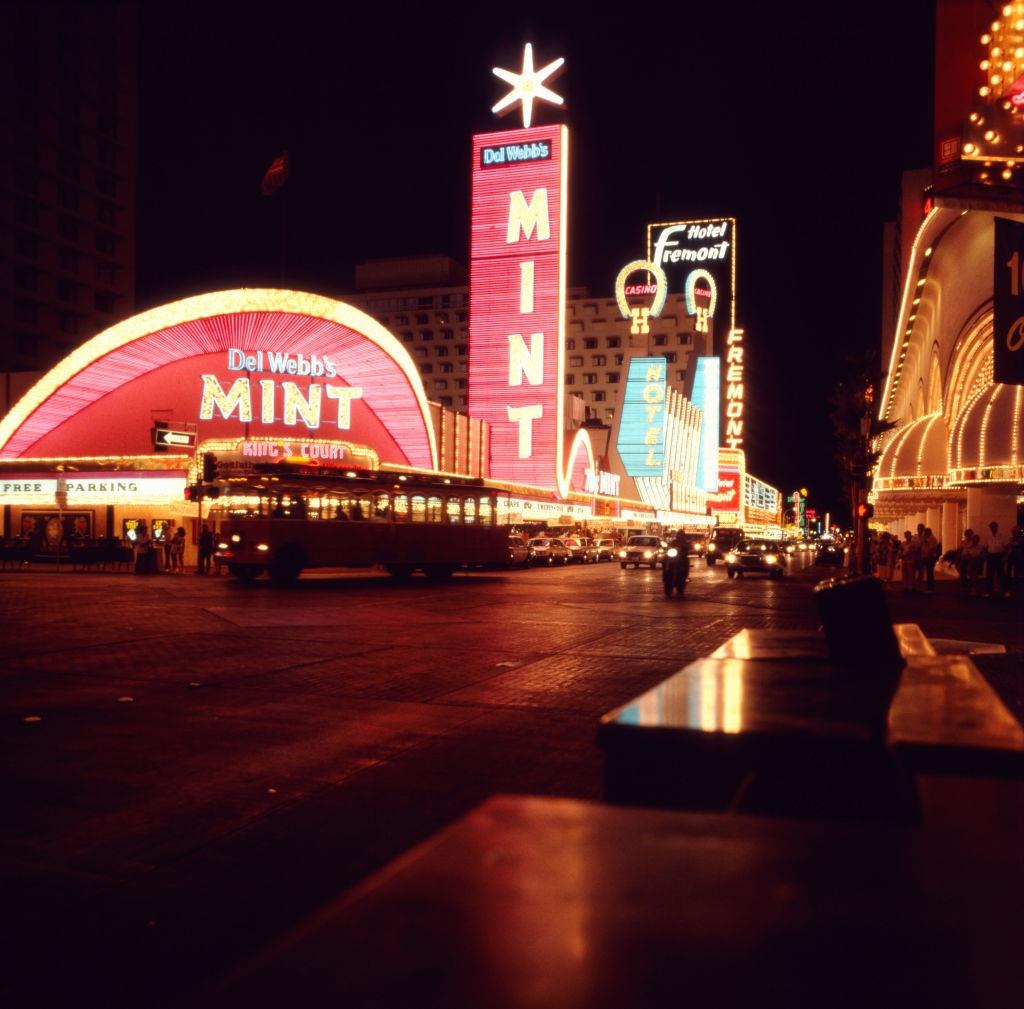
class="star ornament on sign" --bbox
[491,43,565,129]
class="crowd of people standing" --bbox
[870,520,1022,597]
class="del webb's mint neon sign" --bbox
[199,347,363,431]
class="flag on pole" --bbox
[261,149,289,196]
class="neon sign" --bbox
[491,43,566,129]
[724,328,745,451]
[684,269,717,333]
[614,260,668,336]
[616,357,667,477]
[691,357,720,492]
[468,124,568,489]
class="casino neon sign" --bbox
[614,259,668,336]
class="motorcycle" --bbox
[662,543,690,598]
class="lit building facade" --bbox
[870,3,1024,541]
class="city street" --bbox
[2,554,1021,1008]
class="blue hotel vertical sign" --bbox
[616,357,667,477]
[994,217,1024,385]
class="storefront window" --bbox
[427,496,443,522]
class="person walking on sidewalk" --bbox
[957,528,974,594]
[899,530,918,593]
[962,533,984,596]
[920,527,939,593]
[984,521,1007,597]
[197,523,214,575]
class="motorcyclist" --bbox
[662,529,691,597]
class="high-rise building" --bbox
[1,1,138,373]
[346,256,707,423]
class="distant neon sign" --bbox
[616,357,667,477]
[724,328,745,451]
[684,269,717,333]
[614,259,668,336]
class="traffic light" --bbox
[184,484,199,501]
[856,502,874,520]
[201,452,219,482]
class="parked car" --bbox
[506,534,530,567]
[724,539,786,579]
[528,536,571,565]
[561,536,586,562]
[593,537,618,562]
[618,535,664,569]
[577,537,601,563]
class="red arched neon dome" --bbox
[0,289,438,468]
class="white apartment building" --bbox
[345,256,710,422]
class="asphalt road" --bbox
[1,552,1020,1008]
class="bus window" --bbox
[392,494,409,521]
[411,495,426,522]
[374,493,391,520]
[479,496,493,525]
[446,496,462,523]
[427,496,443,522]
[463,497,477,524]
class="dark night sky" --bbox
[135,1,936,518]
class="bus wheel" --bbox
[228,563,262,583]
[385,563,414,580]
[424,563,456,581]
[270,547,304,585]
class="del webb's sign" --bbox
[199,348,363,430]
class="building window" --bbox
[440,362,453,374]
[97,112,117,137]
[584,337,598,349]
[566,338,576,350]
[583,373,597,385]
[401,331,414,342]
[94,291,116,313]
[14,164,40,195]
[652,335,667,346]
[420,364,434,376]
[435,379,448,391]
[676,370,687,382]
[456,344,467,356]
[420,330,433,341]
[57,248,80,273]
[59,120,80,150]
[455,378,466,389]
[95,231,116,255]
[59,186,80,211]
[15,333,38,356]
[97,261,118,285]
[436,345,448,357]
[662,351,677,363]
[455,311,467,322]
[614,353,624,365]
[565,374,575,385]
[592,354,606,366]
[14,267,38,291]
[439,396,453,407]
[441,328,454,340]
[97,201,116,226]
[677,334,690,345]
[97,141,116,167]
[15,233,39,258]
[606,336,621,348]
[59,313,79,334]
[58,154,79,180]
[395,314,409,325]
[56,278,78,303]
[415,313,429,324]
[58,215,79,242]
[592,390,606,402]
[606,372,620,384]
[14,300,38,324]
[569,355,583,368]
[96,172,117,197]
[15,199,39,227]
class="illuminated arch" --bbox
[0,289,438,469]
[558,427,596,498]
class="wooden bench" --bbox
[598,625,1024,821]
[193,794,1024,1009]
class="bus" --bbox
[211,467,509,584]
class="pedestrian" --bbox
[983,521,1007,596]
[197,523,214,575]
[1007,526,1023,595]
[134,522,153,575]
[956,528,974,594]
[162,526,172,572]
[963,533,984,596]
[920,527,938,593]
[170,526,186,573]
[899,530,917,593]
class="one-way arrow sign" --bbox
[152,427,197,449]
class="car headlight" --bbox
[256,543,270,552]
[765,554,778,564]
[643,550,653,559]
[726,552,737,563]
[708,543,716,552]
[217,542,229,550]
[618,549,626,558]
[666,547,679,558]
